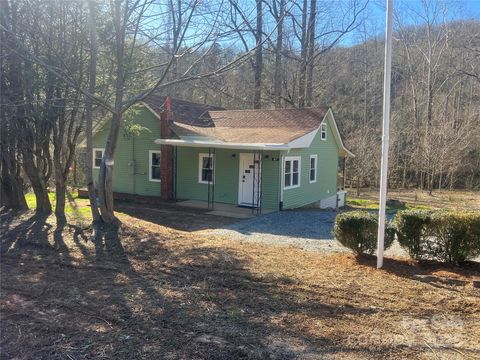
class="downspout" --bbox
[132,136,136,195]
[259,150,263,215]
[279,153,285,210]
[173,146,177,200]
[252,151,256,215]
[212,148,216,207]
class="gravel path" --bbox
[209,210,408,257]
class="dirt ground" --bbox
[348,189,480,211]
[1,207,479,359]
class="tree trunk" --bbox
[438,170,443,191]
[428,169,434,196]
[298,0,308,107]
[0,164,27,210]
[273,0,285,108]
[23,151,51,214]
[253,0,263,109]
[54,174,67,224]
[97,0,125,225]
[86,0,101,224]
[0,0,27,210]
[98,112,122,225]
[305,0,316,106]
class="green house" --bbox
[91,97,352,212]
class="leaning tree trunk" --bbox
[85,0,101,224]
[23,151,52,214]
[96,0,125,226]
[97,112,122,225]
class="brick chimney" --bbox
[160,96,174,200]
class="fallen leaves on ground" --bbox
[1,210,479,359]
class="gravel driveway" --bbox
[209,210,408,257]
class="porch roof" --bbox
[154,138,290,150]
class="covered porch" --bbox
[156,138,285,214]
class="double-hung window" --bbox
[321,122,327,140]
[284,156,300,189]
[149,150,161,182]
[198,153,215,184]
[309,155,317,183]
[93,148,104,169]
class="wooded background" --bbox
[1,0,479,223]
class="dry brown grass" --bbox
[349,189,480,211]
[1,207,479,359]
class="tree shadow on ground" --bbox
[1,214,478,359]
[1,212,53,254]
[115,201,237,232]
[356,254,479,291]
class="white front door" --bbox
[238,153,261,207]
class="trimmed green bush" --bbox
[394,210,432,260]
[333,211,394,255]
[394,210,480,264]
[427,211,480,264]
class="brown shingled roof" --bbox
[170,107,329,144]
[143,95,330,144]
[144,95,224,127]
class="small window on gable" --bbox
[93,148,104,169]
[284,156,300,189]
[149,150,161,182]
[310,155,317,183]
[321,122,327,140]
[199,153,215,184]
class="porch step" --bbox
[206,210,255,219]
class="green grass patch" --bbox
[347,198,432,212]
[25,191,91,219]
[347,199,378,209]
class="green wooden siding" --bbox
[92,105,162,196]
[281,111,339,209]
[176,147,280,210]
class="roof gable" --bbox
[323,109,354,157]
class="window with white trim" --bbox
[93,148,104,168]
[198,153,215,184]
[321,122,327,140]
[149,150,161,182]
[284,156,300,189]
[309,155,317,183]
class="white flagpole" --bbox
[377,0,394,269]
